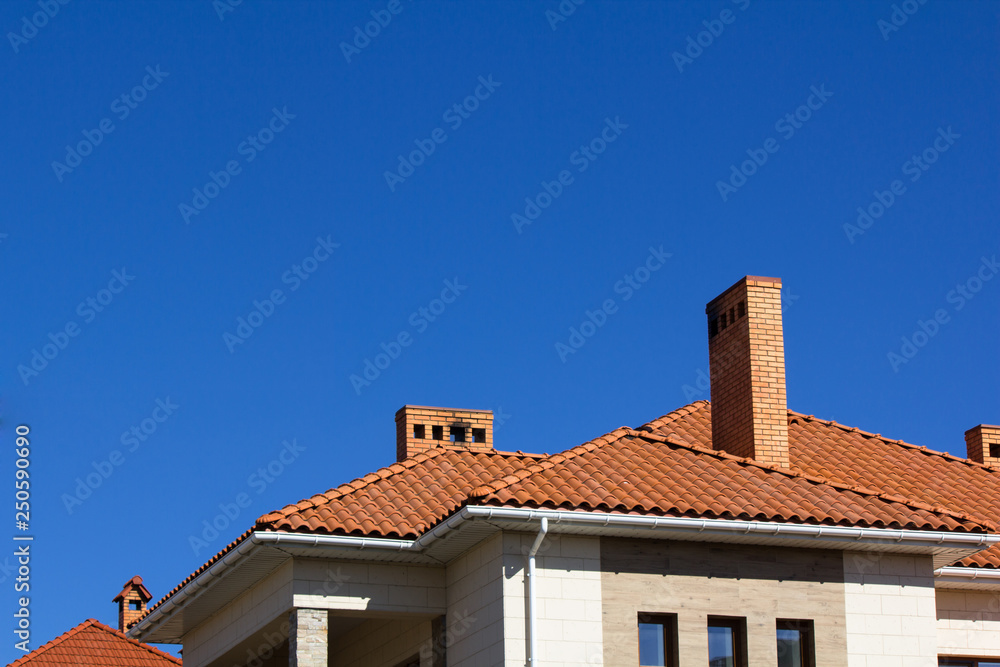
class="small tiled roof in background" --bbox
[8,619,181,667]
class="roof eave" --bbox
[935,566,1000,590]
[132,507,998,644]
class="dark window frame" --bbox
[939,659,1000,667]
[707,615,748,667]
[776,619,815,667]
[637,612,678,667]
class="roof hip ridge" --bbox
[635,430,998,533]
[257,446,453,525]
[640,400,711,431]
[788,409,1000,474]
[469,426,635,498]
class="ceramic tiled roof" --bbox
[468,428,988,532]
[142,448,542,621]
[141,401,1000,625]
[258,446,545,537]
[644,401,1000,567]
[253,415,990,538]
[9,619,181,666]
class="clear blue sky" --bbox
[1,0,997,660]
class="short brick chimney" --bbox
[113,575,152,632]
[706,276,790,468]
[966,425,1000,467]
[395,406,493,461]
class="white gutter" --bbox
[936,566,1000,581]
[527,517,549,667]
[460,506,1000,551]
[131,506,998,641]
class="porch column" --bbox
[289,608,328,667]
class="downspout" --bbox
[527,517,549,666]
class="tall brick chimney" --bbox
[706,276,790,468]
[113,575,152,632]
[966,425,1000,467]
[395,406,493,461]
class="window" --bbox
[413,424,425,439]
[707,616,747,667]
[776,620,814,667]
[129,600,143,611]
[450,426,466,442]
[432,425,443,440]
[638,613,677,667]
[939,660,1000,667]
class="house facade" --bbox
[128,276,1000,667]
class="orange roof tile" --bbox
[644,400,1000,567]
[258,446,545,537]
[9,619,181,667]
[470,428,990,533]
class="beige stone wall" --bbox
[843,552,937,666]
[444,532,506,666]
[936,588,1000,660]
[600,538,848,667]
[502,532,604,667]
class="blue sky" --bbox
[1,0,997,659]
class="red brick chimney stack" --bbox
[966,425,1000,467]
[113,575,152,632]
[395,406,494,461]
[706,276,790,468]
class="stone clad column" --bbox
[289,608,328,667]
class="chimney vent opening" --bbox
[395,406,495,460]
